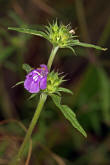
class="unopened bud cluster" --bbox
[45,21,75,48]
[45,71,64,94]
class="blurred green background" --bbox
[0,0,110,164]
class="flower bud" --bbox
[45,21,75,48]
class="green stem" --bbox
[11,93,47,165]
[11,46,59,165]
[47,46,59,71]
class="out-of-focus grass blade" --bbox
[98,16,110,46]
[0,141,8,157]
[71,66,101,132]
[9,11,24,26]
[4,61,17,71]
[89,111,101,134]
[97,68,110,123]
[0,46,15,63]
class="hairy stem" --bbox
[11,46,59,165]
[10,93,47,165]
[47,46,59,71]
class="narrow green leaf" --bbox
[73,41,107,51]
[72,35,78,38]
[51,94,87,137]
[28,93,37,100]
[8,27,48,40]
[66,46,77,55]
[58,87,73,95]
[12,81,24,88]
[72,39,80,44]
[22,63,33,73]
[54,91,61,96]
[59,105,87,137]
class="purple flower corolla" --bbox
[24,64,48,93]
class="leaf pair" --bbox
[8,26,107,53]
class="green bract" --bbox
[8,20,107,55]
[44,71,73,95]
[45,71,64,94]
[45,21,77,48]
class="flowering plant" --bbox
[8,21,106,165]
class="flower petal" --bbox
[24,77,32,91]
[40,77,47,90]
[29,81,40,93]
[40,64,48,74]
[24,78,40,93]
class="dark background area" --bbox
[0,0,110,164]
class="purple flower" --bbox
[24,64,48,93]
